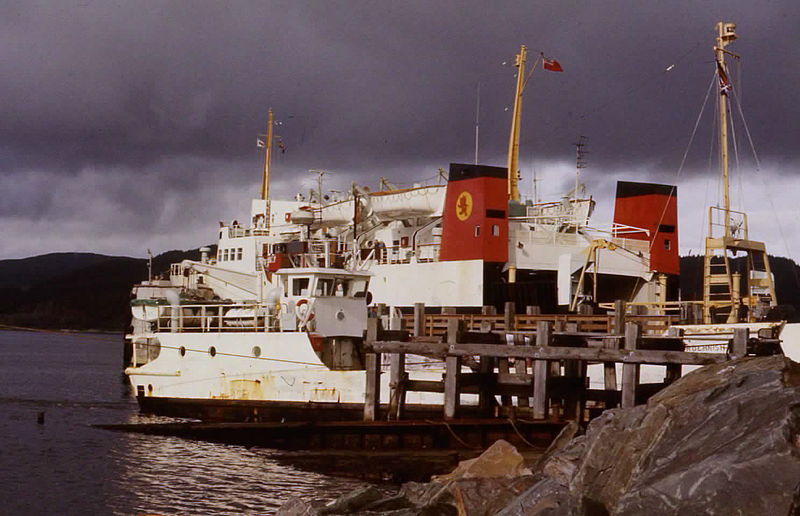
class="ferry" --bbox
[124,25,791,421]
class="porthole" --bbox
[147,384,153,393]
[179,346,186,357]
[209,346,217,357]
[252,346,262,358]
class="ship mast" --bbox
[260,109,274,201]
[702,22,778,323]
[506,45,527,201]
[715,24,734,237]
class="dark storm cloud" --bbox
[2,0,799,258]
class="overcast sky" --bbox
[1,1,798,260]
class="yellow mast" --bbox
[506,45,527,201]
[702,22,777,323]
[260,109,274,201]
[715,22,735,237]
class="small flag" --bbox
[717,61,732,94]
[542,57,564,72]
[256,138,266,148]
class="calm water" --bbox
[0,330,367,515]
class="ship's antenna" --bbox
[147,249,153,282]
[474,82,481,165]
[310,169,328,203]
[575,136,588,200]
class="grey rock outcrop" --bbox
[504,355,800,515]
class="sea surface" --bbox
[0,330,368,515]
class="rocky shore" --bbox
[278,355,800,515]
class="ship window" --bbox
[237,248,243,260]
[492,224,500,236]
[316,278,334,296]
[664,239,671,250]
[474,225,481,237]
[223,249,229,261]
[351,279,368,297]
[292,277,310,296]
[333,278,349,297]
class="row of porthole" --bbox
[178,346,262,358]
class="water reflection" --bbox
[0,330,368,515]
[109,415,368,515]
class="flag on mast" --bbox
[542,56,564,72]
[717,61,732,94]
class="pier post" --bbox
[563,322,583,420]
[444,318,463,420]
[413,302,425,338]
[478,320,495,414]
[388,316,406,420]
[621,322,641,409]
[533,321,552,419]
[731,327,749,359]
[510,303,529,407]
[364,317,381,421]
[605,300,626,391]
[498,302,515,407]
[665,327,684,384]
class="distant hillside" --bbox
[0,248,213,331]
[1,250,798,331]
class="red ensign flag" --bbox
[543,57,564,72]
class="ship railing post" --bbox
[730,327,749,360]
[364,317,381,422]
[201,305,207,333]
[621,322,641,409]
[388,315,406,420]
[444,318,463,420]
[533,320,551,420]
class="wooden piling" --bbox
[413,303,425,337]
[498,302,515,407]
[621,322,641,409]
[444,318,463,420]
[533,321,551,419]
[479,320,495,413]
[731,327,749,359]
[605,299,626,391]
[364,317,381,421]
[388,315,406,420]
[665,327,684,384]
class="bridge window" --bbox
[237,248,243,260]
[292,277,310,296]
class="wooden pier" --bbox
[363,300,779,424]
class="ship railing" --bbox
[392,305,683,339]
[372,243,441,265]
[156,303,278,333]
[707,206,748,240]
